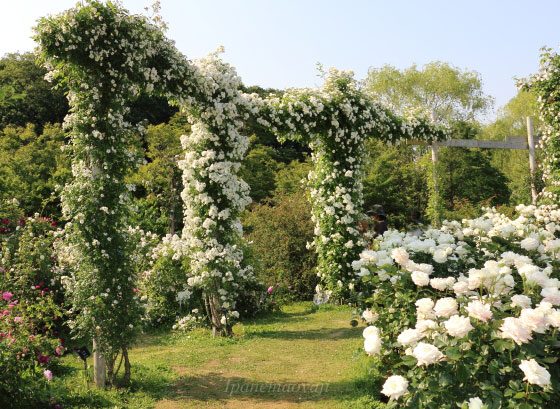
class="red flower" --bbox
[38,355,49,364]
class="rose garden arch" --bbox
[34,0,447,386]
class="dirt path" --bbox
[146,304,365,409]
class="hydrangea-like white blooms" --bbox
[412,342,444,366]
[519,359,551,387]
[444,315,474,338]
[381,375,409,400]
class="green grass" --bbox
[50,303,385,408]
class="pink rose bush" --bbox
[354,205,560,407]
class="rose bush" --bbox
[354,204,560,408]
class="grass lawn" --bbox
[50,303,385,408]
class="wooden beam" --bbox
[407,138,541,150]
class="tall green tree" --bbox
[482,90,544,204]
[0,53,68,132]
[363,61,494,122]
[0,124,70,218]
[129,113,188,235]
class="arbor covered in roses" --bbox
[256,71,448,298]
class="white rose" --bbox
[415,298,435,319]
[362,325,379,339]
[412,342,444,366]
[433,249,448,263]
[519,359,551,387]
[391,247,409,266]
[397,328,424,346]
[466,300,493,322]
[444,315,474,338]
[415,319,438,334]
[381,375,409,400]
[430,278,449,291]
[364,333,382,356]
[468,397,484,409]
[520,237,539,251]
[519,308,548,333]
[541,287,560,305]
[546,310,560,328]
[499,317,532,345]
[434,297,458,318]
[411,271,430,287]
[453,280,469,296]
[362,309,378,323]
[510,294,532,309]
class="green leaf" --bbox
[401,355,418,366]
[513,392,526,399]
[445,346,462,360]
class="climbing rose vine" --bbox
[520,47,560,204]
[177,49,259,335]
[255,69,449,298]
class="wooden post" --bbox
[93,337,106,388]
[430,111,440,226]
[526,116,538,204]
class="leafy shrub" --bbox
[243,191,318,300]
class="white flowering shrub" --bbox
[355,204,560,408]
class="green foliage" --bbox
[274,159,312,196]
[0,52,68,132]
[0,124,70,219]
[130,113,188,235]
[243,191,318,299]
[483,90,544,205]
[364,61,493,121]
[363,140,428,229]
[239,142,282,202]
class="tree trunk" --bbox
[122,347,131,385]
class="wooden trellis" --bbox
[407,117,540,223]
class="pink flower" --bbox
[2,292,13,301]
[133,288,139,293]
[55,345,65,356]
[267,286,274,295]
[14,316,22,323]
[43,369,53,382]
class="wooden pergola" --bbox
[408,117,540,223]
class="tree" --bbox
[482,90,544,204]
[0,53,68,132]
[362,140,428,229]
[363,62,494,122]
[129,113,188,235]
[0,124,70,218]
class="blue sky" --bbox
[2,0,559,118]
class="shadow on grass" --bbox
[164,371,379,406]
[246,325,362,341]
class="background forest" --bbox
[0,52,542,300]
